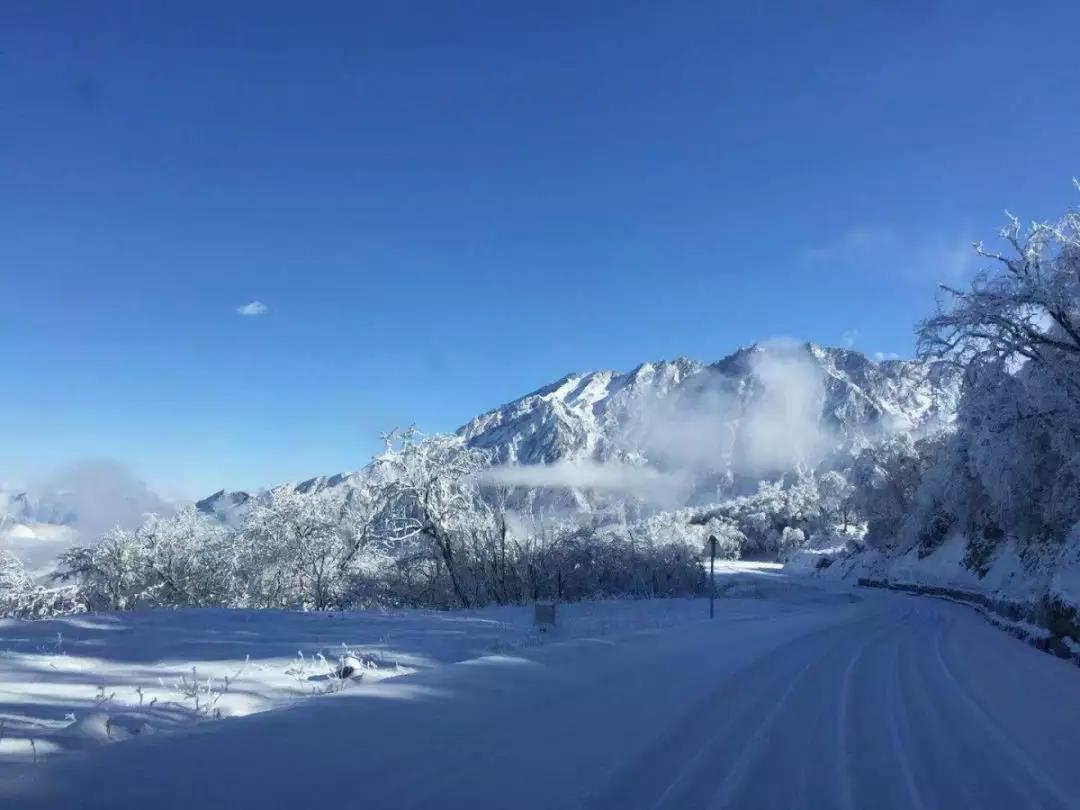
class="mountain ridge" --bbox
[193,342,960,520]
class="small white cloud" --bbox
[236,301,268,317]
[841,329,859,348]
[874,351,900,362]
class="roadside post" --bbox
[709,535,717,619]
[534,601,556,632]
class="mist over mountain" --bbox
[3,344,958,542]
[196,343,959,521]
[0,461,174,570]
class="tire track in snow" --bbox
[703,619,900,810]
[885,613,929,809]
[929,615,1075,810]
[632,613,895,809]
[833,603,914,810]
[585,612,886,810]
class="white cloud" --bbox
[236,301,268,317]
[481,460,686,504]
[874,351,900,362]
[804,227,979,284]
[616,338,833,481]
[841,329,859,348]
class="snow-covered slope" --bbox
[458,357,704,466]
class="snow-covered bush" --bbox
[0,549,31,594]
[54,528,149,611]
[778,527,807,561]
[0,549,85,618]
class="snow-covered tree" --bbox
[372,428,495,608]
[55,527,149,611]
[240,489,348,609]
[817,470,855,529]
[918,195,1080,375]
[0,548,31,595]
[138,509,237,607]
[778,527,807,561]
[846,434,941,549]
[891,189,1080,569]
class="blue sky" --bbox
[3,1,1079,498]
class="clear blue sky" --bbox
[3,1,1078,498]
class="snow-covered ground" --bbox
[0,562,787,774]
[807,529,1080,613]
[6,564,1080,809]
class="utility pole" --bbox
[709,535,717,619]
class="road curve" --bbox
[4,582,1080,809]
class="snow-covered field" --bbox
[6,563,1080,809]
[0,562,784,773]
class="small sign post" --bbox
[534,601,556,632]
[709,535,717,619]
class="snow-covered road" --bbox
[4,580,1080,809]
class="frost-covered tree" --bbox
[778,527,807,561]
[55,527,148,611]
[846,434,941,549]
[817,470,855,529]
[0,549,31,595]
[1,548,85,618]
[896,189,1080,568]
[372,428,495,608]
[138,509,237,607]
[240,489,349,609]
[918,196,1080,375]
[55,509,236,610]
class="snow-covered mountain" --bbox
[458,343,958,468]
[198,343,960,518]
[0,487,75,528]
[0,486,80,572]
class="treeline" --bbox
[1,431,707,617]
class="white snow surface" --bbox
[4,566,1080,809]
[0,564,778,773]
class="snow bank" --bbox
[790,527,1080,665]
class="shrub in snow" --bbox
[161,658,248,718]
[0,550,86,619]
